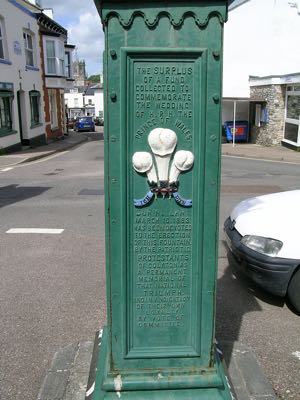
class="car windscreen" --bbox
[79,117,92,122]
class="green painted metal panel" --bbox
[92,1,232,398]
[125,49,206,361]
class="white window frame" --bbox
[58,41,65,76]
[46,39,56,74]
[283,86,300,146]
[44,37,66,77]
[23,30,35,67]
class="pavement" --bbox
[37,341,94,400]
[1,137,300,170]
[222,142,300,164]
[37,336,277,400]
[0,131,89,169]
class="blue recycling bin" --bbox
[224,120,249,142]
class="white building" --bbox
[0,0,46,152]
[37,11,75,140]
[65,83,104,119]
[223,0,300,98]
[93,83,104,118]
[222,0,300,147]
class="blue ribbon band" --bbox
[133,191,192,207]
[173,192,192,207]
[133,191,154,207]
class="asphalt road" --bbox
[0,136,299,400]
[218,156,300,400]
[0,133,106,400]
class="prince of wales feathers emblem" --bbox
[132,128,194,207]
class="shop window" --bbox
[0,90,13,136]
[284,87,300,145]
[286,95,300,120]
[23,31,35,67]
[29,90,41,127]
[284,123,299,143]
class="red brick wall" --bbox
[39,31,64,141]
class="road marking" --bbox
[1,167,14,171]
[0,151,70,172]
[292,351,300,360]
[6,228,64,234]
[86,382,95,397]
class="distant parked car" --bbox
[94,116,104,126]
[67,118,76,129]
[74,116,95,132]
[224,190,300,313]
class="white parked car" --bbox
[224,190,300,313]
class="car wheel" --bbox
[287,268,300,313]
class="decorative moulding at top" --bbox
[100,5,227,28]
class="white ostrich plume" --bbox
[148,128,177,182]
[132,151,157,183]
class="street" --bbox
[218,156,300,400]
[0,135,299,400]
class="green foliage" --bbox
[87,74,101,83]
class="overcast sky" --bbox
[41,0,104,76]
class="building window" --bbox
[48,90,57,128]
[0,17,9,62]
[74,98,79,107]
[284,86,300,146]
[29,90,40,126]
[0,90,13,136]
[65,52,71,78]
[23,31,35,67]
[46,40,56,74]
[45,38,66,76]
[0,19,4,60]
[58,42,64,76]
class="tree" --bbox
[87,74,101,83]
